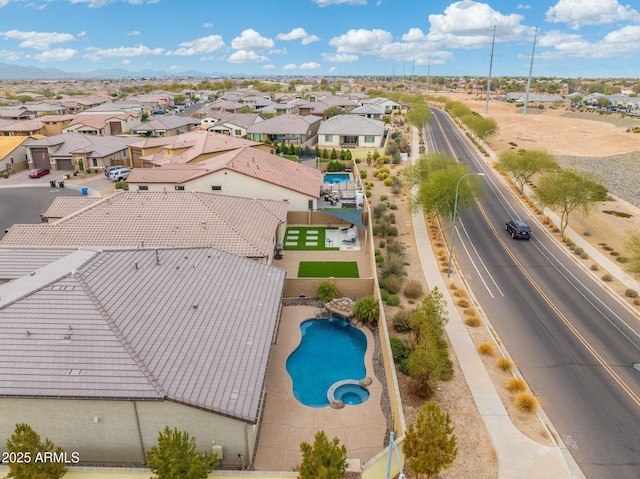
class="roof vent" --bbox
[229,391,239,401]
[67,369,83,376]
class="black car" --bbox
[505,219,532,239]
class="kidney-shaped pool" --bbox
[286,317,369,408]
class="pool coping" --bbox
[327,378,372,409]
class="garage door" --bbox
[56,159,73,171]
[32,148,49,169]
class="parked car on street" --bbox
[28,168,50,178]
[108,167,131,182]
[505,219,532,239]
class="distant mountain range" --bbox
[0,62,229,80]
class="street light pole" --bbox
[447,172,485,278]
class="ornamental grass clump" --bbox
[505,377,526,393]
[514,392,540,415]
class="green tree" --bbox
[322,148,329,159]
[405,153,483,225]
[352,296,380,324]
[146,426,218,479]
[462,113,498,141]
[497,149,558,193]
[298,431,347,479]
[324,106,344,118]
[173,94,186,105]
[626,232,640,276]
[316,281,341,302]
[535,170,606,237]
[596,96,610,108]
[406,102,432,129]
[5,423,68,479]
[330,148,338,160]
[288,143,297,155]
[403,402,457,479]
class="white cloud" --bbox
[121,58,130,64]
[169,64,178,70]
[69,0,144,7]
[77,31,86,38]
[0,0,10,7]
[329,66,337,72]
[313,0,366,6]
[546,0,640,29]
[427,0,533,48]
[202,22,213,28]
[276,27,320,45]
[32,48,77,62]
[127,30,141,36]
[329,28,393,54]
[537,25,640,59]
[283,63,296,70]
[517,3,531,9]
[321,52,358,62]
[0,30,75,50]
[300,62,321,69]
[84,44,164,61]
[0,49,20,61]
[262,64,275,70]
[227,50,269,63]
[167,35,225,56]
[231,29,274,51]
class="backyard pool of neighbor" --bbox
[286,317,368,408]
[323,173,351,185]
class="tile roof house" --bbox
[201,112,264,137]
[0,247,286,467]
[129,130,274,168]
[317,115,386,148]
[361,97,402,112]
[0,119,45,137]
[1,191,288,263]
[0,246,78,282]
[246,114,321,147]
[0,106,36,121]
[62,112,141,136]
[25,132,139,171]
[37,114,76,136]
[130,115,200,137]
[126,146,323,211]
[41,196,102,222]
[350,104,386,120]
[0,136,32,173]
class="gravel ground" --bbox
[555,151,640,208]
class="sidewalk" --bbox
[410,126,584,478]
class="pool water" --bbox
[286,317,367,407]
[335,383,370,405]
[324,173,351,184]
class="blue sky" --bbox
[0,0,639,77]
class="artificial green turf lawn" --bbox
[283,226,339,251]
[298,261,359,278]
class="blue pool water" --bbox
[324,173,351,184]
[335,383,370,405]
[286,317,367,407]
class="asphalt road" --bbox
[424,108,640,479]
[0,185,82,232]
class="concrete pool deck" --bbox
[253,305,387,471]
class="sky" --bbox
[0,0,639,78]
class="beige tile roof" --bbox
[43,197,102,219]
[0,246,79,279]
[1,192,288,258]
[127,146,323,198]
[65,114,136,130]
[130,130,264,166]
[0,247,286,421]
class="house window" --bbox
[138,186,149,191]
[234,129,242,136]
[175,185,185,191]
[91,159,98,167]
[325,135,333,142]
[364,136,375,143]
[211,185,222,191]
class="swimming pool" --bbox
[286,317,368,408]
[324,173,351,184]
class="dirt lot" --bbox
[363,96,640,478]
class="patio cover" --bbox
[320,208,365,230]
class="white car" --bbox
[108,167,131,182]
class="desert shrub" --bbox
[379,240,386,249]
[602,274,613,282]
[514,392,539,415]
[390,336,409,363]
[360,170,367,179]
[580,252,589,260]
[387,212,396,224]
[373,203,388,219]
[386,226,399,236]
[391,184,402,195]
[386,294,401,306]
[380,194,388,201]
[590,264,599,271]
[574,247,584,255]
[616,256,629,263]
[463,314,480,327]
[477,342,496,356]
[352,296,379,323]
[383,177,394,186]
[634,298,640,306]
[453,289,466,298]
[365,190,371,198]
[316,282,341,302]
[386,239,405,256]
[404,280,424,299]
[389,202,398,210]
[381,253,405,278]
[505,377,526,393]
[392,309,415,333]
[456,299,470,308]
[384,274,403,294]
[625,288,638,298]
[497,357,514,372]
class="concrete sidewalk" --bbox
[410,126,585,478]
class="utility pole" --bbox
[484,25,496,115]
[523,26,539,115]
